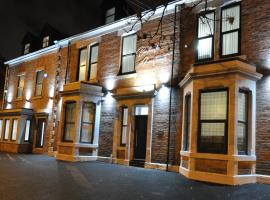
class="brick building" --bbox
[0,0,270,185]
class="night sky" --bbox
[0,0,103,60]
[0,0,166,61]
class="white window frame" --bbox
[105,7,116,24]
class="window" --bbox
[120,34,137,75]
[42,36,50,48]
[135,106,148,116]
[4,119,10,140]
[36,118,46,148]
[105,7,115,24]
[0,120,3,139]
[24,43,30,54]
[198,89,228,154]
[35,70,44,96]
[120,107,128,146]
[24,120,31,142]
[63,102,76,142]
[80,103,96,143]
[88,44,99,81]
[17,75,25,98]
[221,3,241,57]
[237,90,249,155]
[183,94,191,151]
[77,48,87,81]
[11,119,18,141]
[197,11,215,61]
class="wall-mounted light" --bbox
[44,73,48,78]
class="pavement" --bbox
[0,153,270,200]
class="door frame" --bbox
[113,98,153,165]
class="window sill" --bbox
[116,72,137,80]
[14,98,23,102]
[32,96,43,100]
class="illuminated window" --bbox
[135,106,148,116]
[17,75,25,98]
[77,48,87,81]
[11,119,18,141]
[0,120,3,139]
[183,94,191,151]
[63,102,76,142]
[105,7,115,24]
[198,89,228,154]
[221,3,241,57]
[80,103,96,143]
[120,34,137,74]
[42,36,50,48]
[4,119,10,140]
[197,11,215,61]
[120,107,128,146]
[88,44,99,81]
[237,90,250,155]
[24,43,30,54]
[35,70,44,96]
[24,120,31,142]
[36,118,46,148]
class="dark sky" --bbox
[0,0,103,60]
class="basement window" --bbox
[88,44,99,81]
[63,102,76,142]
[77,47,87,81]
[221,3,241,57]
[196,11,215,61]
[42,36,50,48]
[80,103,96,144]
[237,90,250,155]
[105,7,115,24]
[120,34,137,75]
[120,107,128,146]
[17,75,25,99]
[198,89,228,154]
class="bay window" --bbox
[80,103,96,143]
[120,34,137,75]
[237,90,249,155]
[63,102,76,142]
[198,89,228,154]
[77,48,87,81]
[197,11,215,61]
[183,94,191,151]
[221,3,241,57]
[24,120,31,142]
[88,44,99,81]
[120,107,128,146]
[4,119,10,140]
[11,119,18,141]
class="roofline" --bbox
[5,0,183,66]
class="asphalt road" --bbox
[0,153,270,200]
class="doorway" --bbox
[133,106,148,161]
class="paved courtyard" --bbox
[0,153,270,200]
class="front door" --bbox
[134,107,148,160]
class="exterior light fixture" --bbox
[44,73,48,78]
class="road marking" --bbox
[6,154,15,161]
[66,165,93,189]
[17,156,31,164]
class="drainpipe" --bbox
[166,4,179,172]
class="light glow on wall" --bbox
[158,85,170,100]
[106,79,115,91]
[159,72,170,84]
[26,90,32,101]
[104,92,114,104]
